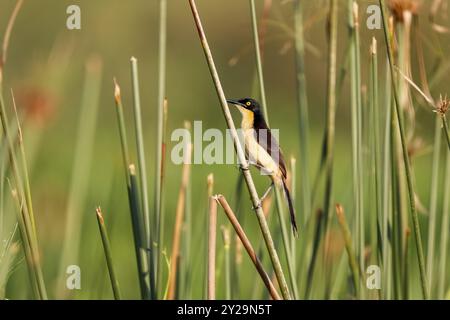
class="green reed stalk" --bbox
[188,0,291,300]
[10,187,41,299]
[322,0,338,297]
[11,91,36,237]
[130,57,155,299]
[336,204,360,297]
[290,157,297,270]
[293,0,311,225]
[426,116,442,295]
[438,151,450,299]
[349,2,364,299]
[216,195,281,300]
[274,186,299,298]
[220,226,231,300]
[443,116,450,151]
[379,0,429,299]
[155,0,167,295]
[57,57,102,298]
[370,37,382,266]
[1,96,47,300]
[129,164,150,299]
[95,207,122,300]
[113,80,149,299]
[382,61,393,300]
[249,0,269,122]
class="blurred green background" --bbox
[0,0,449,299]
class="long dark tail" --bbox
[281,178,298,237]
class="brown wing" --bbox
[254,121,287,179]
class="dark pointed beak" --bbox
[226,99,245,108]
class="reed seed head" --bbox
[434,94,450,117]
[388,0,419,22]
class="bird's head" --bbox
[227,98,261,114]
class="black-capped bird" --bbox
[227,98,298,236]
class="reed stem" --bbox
[216,195,281,300]
[130,57,155,299]
[336,204,360,297]
[379,0,429,299]
[155,0,167,295]
[207,195,217,300]
[95,207,122,300]
[167,143,192,299]
[293,0,312,225]
[249,0,269,122]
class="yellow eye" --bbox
[246,101,251,106]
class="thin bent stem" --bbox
[216,195,281,300]
[188,0,291,300]
[95,207,122,300]
[336,204,360,297]
[379,0,429,299]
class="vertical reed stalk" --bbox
[130,57,155,299]
[129,164,150,299]
[220,226,231,300]
[180,120,191,299]
[322,0,339,295]
[290,157,297,269]
[382,61,393,300]
[57,56,102,298]
[293,0,312,225]
[207,195,217,300]
[155,0,167,295]
[113,80,149,299]
[95,207,122,300]
[443,116,450,151]
[274,187,299,298]
[336,204,360,297]
[370,37,382,266]
[349,2,364,299]
[11,91,36,236]
[249,0,269,122]
[188,0,291,300]
[216,195,281,300]
[379,0,429,299]
[167,143,192,299]
[426,116,442,295]
[438,151,450,299]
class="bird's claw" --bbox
[252,201,262,211]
